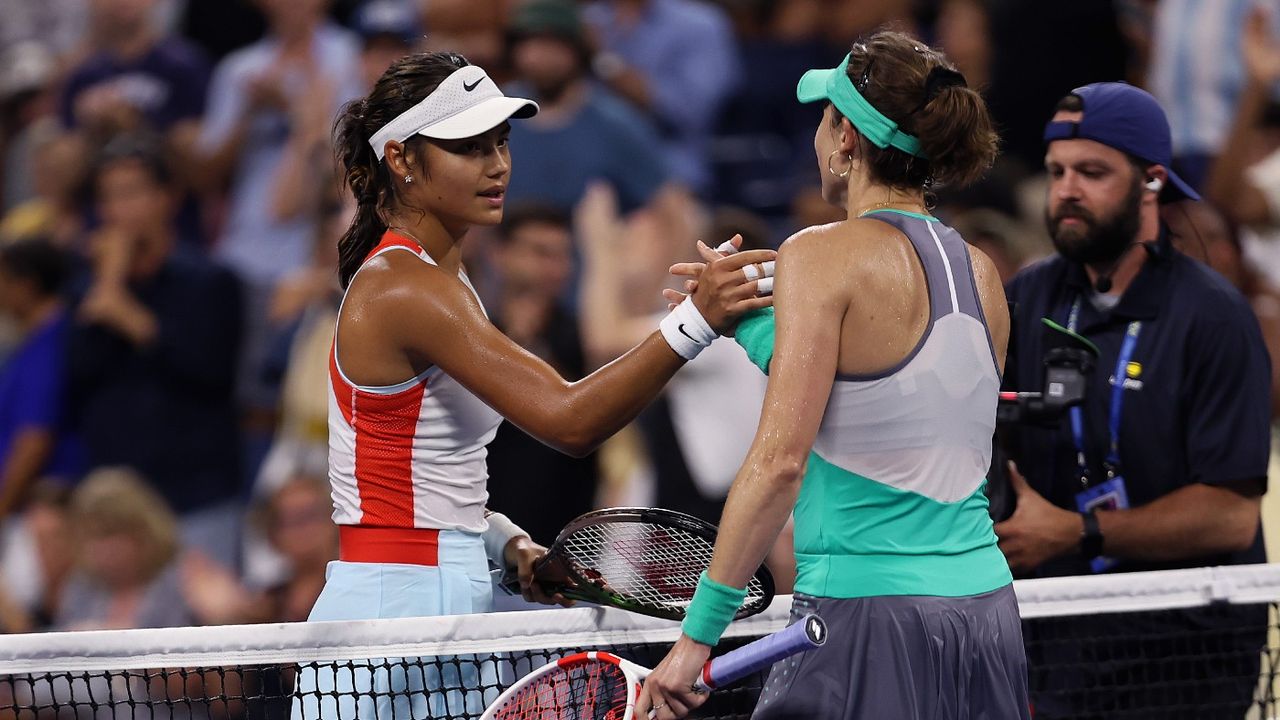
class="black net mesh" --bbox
[1024,602,1276,720]
[0,635,766,720]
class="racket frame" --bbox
[479,614,827,720]
[501,507,775,622]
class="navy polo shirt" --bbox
[1001,235,1270,578]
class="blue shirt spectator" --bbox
[584,0,741,193]
[197,21,362,286]
[0,238,83,518]
[506,83,668,214]
[0,311,82,483]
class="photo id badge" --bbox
[1075,477,1130,573]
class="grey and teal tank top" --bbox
[735,210,1011,599]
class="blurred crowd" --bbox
[4,0,1280,633]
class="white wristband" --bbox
[659,296,717,360]
[483,512,528,568]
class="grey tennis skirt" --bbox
[752,585,1029,720]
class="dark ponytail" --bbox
[334,98,387,288]
[332,52,470,288]
[833,31,998,191]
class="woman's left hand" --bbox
[505,537,575,607]
[634,635,713,720]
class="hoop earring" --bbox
[827,150,852,179]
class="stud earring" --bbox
[405,175,414,184]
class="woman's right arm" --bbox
[371,247,774,457]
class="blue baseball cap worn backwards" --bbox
[1043,82,1199,203]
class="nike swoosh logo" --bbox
[677,323,696,342]
[463,78,482,92]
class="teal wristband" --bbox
[681,572,748,646]
[734,307,775,374]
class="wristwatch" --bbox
[1080,509,1104,560]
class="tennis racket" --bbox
[480,614,827,720]
[499,507,774,621]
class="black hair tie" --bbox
[908,66,967,115]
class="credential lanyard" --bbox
[1066,298,1142,487]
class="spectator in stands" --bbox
[0,237,83,517]
[0,481,75,632]
[1206,6,1280,231]
[996,82,1269,718]
[576,183,768,531]
[0,0,85,62]
[1,41,57,214]
[712,0,828,223]
[504,0,670,215]
[1148,0,1277,192]
[484,203,598,547]
[57,467,193,630]
[243,197,344,587]
[183,474,336,624]
[66,135,243,569]
[0,126,88,251]
[59,0,210,146]
[194,0,361,413]
[418,0,504,80]
[583,0,742,194]
[58,0,212,246]
[353,0,421,91]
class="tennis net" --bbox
[2,564,1280,719]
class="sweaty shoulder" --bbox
[347,250,478,322]
[781,218,889,257]
[966,242,1008,309]
[778,222,858,280]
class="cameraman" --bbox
[995,82,1271,718]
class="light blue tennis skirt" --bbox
[292,530,496,719]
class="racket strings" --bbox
[488,660,628,720]
[560,523,769,612]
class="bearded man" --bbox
[994,82,1272,719]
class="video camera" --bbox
[987,319,1099,522]
[995,319,1099,427]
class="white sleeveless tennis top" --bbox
[327,231,502,533]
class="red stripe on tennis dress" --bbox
[350,375,424,526]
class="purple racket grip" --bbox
[696,614,827,691]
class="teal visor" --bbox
[796,53,926,159]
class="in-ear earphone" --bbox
[1145,177,1163,193]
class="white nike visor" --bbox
[368,64,539,160]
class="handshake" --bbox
[663,235,777,313]
[714,239,776,296]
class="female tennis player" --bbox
[293,51,774,719]
[637,31,1029,719]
